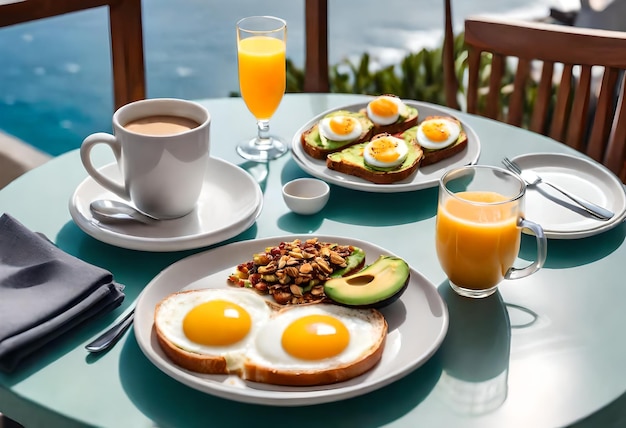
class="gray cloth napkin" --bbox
[0,214,125,372]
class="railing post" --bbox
[304,0,330,92]
[443,0,460,109]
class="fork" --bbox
[502,157,614,221]
[85,307,135,353]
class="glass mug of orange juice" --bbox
[236,16,287,161]
[436,165,547,298]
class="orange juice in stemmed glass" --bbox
[436,165,547,298]
[236,16,287,161]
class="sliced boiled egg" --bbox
[319,115,363,142]
[363,135,409,168]
[416,117,461,150]
[366,96,406,126]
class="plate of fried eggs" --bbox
[134,235,449,406]
[291,99,481,192]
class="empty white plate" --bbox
[512,153,626,239]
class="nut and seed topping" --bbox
[227,238,361,305]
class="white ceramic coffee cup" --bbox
[80,98,211,219]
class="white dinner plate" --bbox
[134,235,449,406]
[291,99,481,193]
[512,153,626,239]
[69,157,263,251]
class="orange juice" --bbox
[436,191,521,290]
[237,36,286,120]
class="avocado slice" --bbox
[324,255,410,308]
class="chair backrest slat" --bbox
[486,54,506,120]
[508,58,531,127]
[529,62,554,134]
[549,64,574,143]
[565,64,592,151]
[604,75,626,175]
[588,68,620,160]
[466,49,482,114]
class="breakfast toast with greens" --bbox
[399,115,468,166]
[359,95,419,135]
[326,133,424,184]
[301,110,374,159]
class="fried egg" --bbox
[154,288,272,368]
[319,115,363,142]
[366,96,406,126]
[363,135,409,168]
[248,304,384,370]
[416,117,461,150]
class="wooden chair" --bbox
[0,0,146,110]
[464,16,626,181]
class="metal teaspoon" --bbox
[90,199,157,225]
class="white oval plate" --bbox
[69,157,263,251]
[512,153,626,239]
[291,99,481,193]
[134,235,449,406]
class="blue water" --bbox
[0,0,574,156]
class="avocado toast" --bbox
[399,116,468,166]
[326,134,424,184]
[359,96,419,135]
[301,110,374,159]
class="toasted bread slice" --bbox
[399,116,468,166]
[326,134,424,184]
[155,290,387,386]
[301,110,374,160]
[242,305,387,386]
[360,95,419,135]
[156,325,230,374]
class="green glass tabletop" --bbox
[1,94,625,427]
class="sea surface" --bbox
[0,0,578,156]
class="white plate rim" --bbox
[68,157,263,251]
[512,152,626,239]
[290,99,481,193]
[133,235,449,406]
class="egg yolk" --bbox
[370,97,399,118]
[329,116,358,136]
[422,121,450,142]
[281,314,350,360]
[368,138,401,163]
[183,300,251,346]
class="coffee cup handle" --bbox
[80,132,129,200]
[505,218,547,280]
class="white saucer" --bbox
[69,157,263,251]
[512,153,626,239]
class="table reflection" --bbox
[435,283,511,415]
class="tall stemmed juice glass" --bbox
[236,16,287,161]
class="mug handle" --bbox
[80,132,129,200]
[505,218,547,280]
